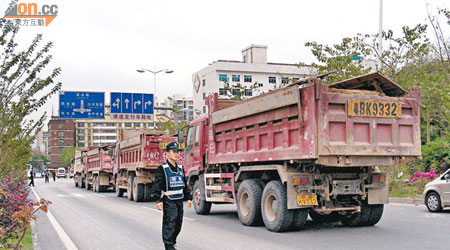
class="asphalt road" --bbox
[31,178,450,250]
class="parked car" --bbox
[35,172,42,178]
[424,168,450,212]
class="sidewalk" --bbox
[389,197,424,206]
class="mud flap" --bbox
[368,176,389,204]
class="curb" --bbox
[389,197,423,206]
[30,218,41,250]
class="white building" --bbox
[192,44,315,118]
[157,94,194,122]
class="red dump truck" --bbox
[113,130,185,202]
[183,72,421,232]
[83,145,115,192]
[74,150,86,188]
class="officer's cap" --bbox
[166,142,180,152]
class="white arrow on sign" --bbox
[144,100,152,109]
[134,100,141,109]
[124,98,130,109]
[73,100,92,114]
[112,98,120,108]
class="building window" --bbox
[219,88,227,96]
[244,75,252,83]
[78,143,85,148]
[244,89,253,97]
[232,75,240,82]
[58,124,63,129]
[269,77,276,84]
[203,106,206,114]
[77,129,84,135]
[58,132,64,137]
[58,148,63,153]
[202,92,206,100]
[78,136,85,141]
[134,123,140,128]
[78,122,85,128]
[202,79,206,87]
[125,123,132,128]
[293,77,300,81]
[282,77,289,84]
[219,74,227,82]
[58,139,64,144]
[232,89,240,96]
[258,82,263,87]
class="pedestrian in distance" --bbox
[44,170,49,183]
[52,171,56,182]
[154,142,192,250]
[28,169,35,187]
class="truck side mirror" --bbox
[178,130,185,143]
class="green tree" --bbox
[30,153,50,170]
[0,7,62,176]
[59,148,81,167]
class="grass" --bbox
[389,180,423,199]
[3,225,33,250]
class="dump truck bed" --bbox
[207,72,421,167]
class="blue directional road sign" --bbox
[110,92,153,115]
[59,91,105,119]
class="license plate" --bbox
[347,100,401,118]
[296,194,318,206]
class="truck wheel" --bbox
[364,205,384,226]
[309,210,340,224]
[426,192,443,212]
[85,177,91,190]
[340,205,371,227]
[132,176,144,202]
[144,184,153,201]
[80,177,85,188]
[291,209,308,230]
[127,175,134,201]
[237,180,263,226]
[261,180,294,232]
[94,176,99,192]
[193,180,212,215]
[115,177,124,197]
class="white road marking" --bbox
[92,193,106,198]
[141,206,196,221]
[55,193,85,198]
[31,187,79,250]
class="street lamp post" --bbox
[136,67,174,100]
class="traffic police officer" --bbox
[154,142,192,250]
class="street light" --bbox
[136,68,174,100]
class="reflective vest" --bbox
[162,162,185,200]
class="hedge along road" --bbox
[31,178,450,250]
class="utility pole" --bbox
[378,0,383,71]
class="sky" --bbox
[1,0,448,127]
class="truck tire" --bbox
[364,205,384,226]
[132,176,144,202]
[80,177,85,188]
[237,180,263,226]
[94,176,99,192]
[115,177,124,197]
[340,204,376,227]
[309,210,340,224]
[144,183,153,201]
[291,209,308,231]
[261,180,294,232]
[85,177,91,190]
[193,180,212,215]
[127,175,134,201]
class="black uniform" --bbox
[154,160,191,250]
[28,170,34,187]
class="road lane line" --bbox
[141,206,196,221]
[91,193,106,198]
[31,187,79,250]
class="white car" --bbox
[424,168,450,212]
[35,172,42,178]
